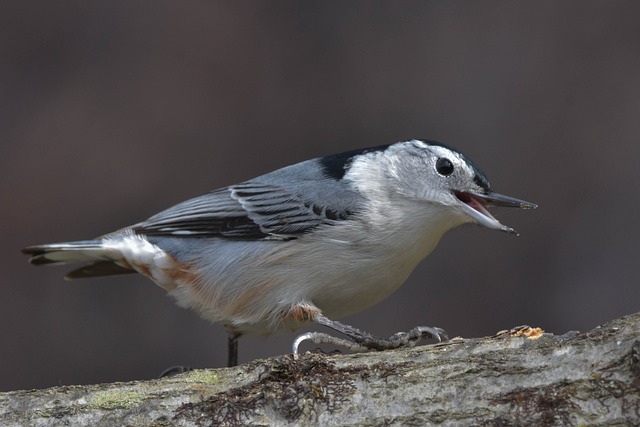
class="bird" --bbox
[23,139,536,367]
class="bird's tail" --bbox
[22,240,135,279]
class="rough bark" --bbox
[2,313,640,426]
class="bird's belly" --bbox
[308,252,420,320]
[153,218,449,332]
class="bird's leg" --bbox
[228,332,241,367]
[292,315,448,356]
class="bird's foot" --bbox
[292,315,448,356]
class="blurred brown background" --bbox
[2,1,640,392]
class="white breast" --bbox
[304,200,464,319]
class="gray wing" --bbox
[133,186,269,238]
[133,178,361,240]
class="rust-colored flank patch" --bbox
[284,304,321,323]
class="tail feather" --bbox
[22,240,135,279]
[23,240,109,265]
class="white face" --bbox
[382,140,487,204]
[374,140,534,234]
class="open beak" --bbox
[454,190,537,235]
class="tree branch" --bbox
[2,313,640,426]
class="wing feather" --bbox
[132,182,351,240]
[132,156,368,239]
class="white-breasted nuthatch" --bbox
[23,139,536,366]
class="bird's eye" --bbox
[436,158,454,176]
